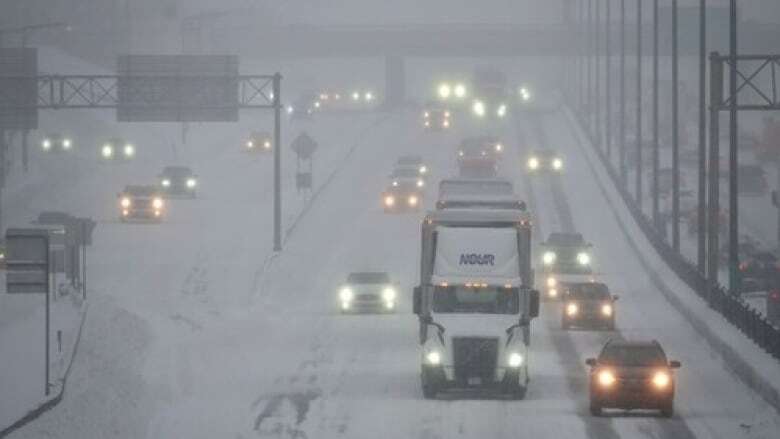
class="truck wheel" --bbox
[660,400,674,418]
[589,399,602,417]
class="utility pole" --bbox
[587,0,593,135]
[273,73,282,252]
[698,0,708,274]
[636,0,643,206]
[672,0,681,251]
[652,0,660,229]
[595,0,602,147]
[728,0,739,293]
[620,0,627,185]
[606,0,612,161]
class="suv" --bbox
[382,181,422,213]
[338,272,397,313]
[586,340,681,417]
[540,232,593,300]
[159,166,198,198]
[118,185,165,222]
[562,282,618,330]
[245,131,272,152]
[526,149,563,173]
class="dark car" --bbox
[396,155,428,177]
[100,137,135,161]
[118,185,165,222]
[526,149,563,173]
[739,251,779,292]
[541,232,593,300]
[389,166,426,189]
[382,182,422,213]
[159,166,198,198]
[422,106,451,131]
[41,133,73,153]
[586,339,681,417]
[337,271,397,313]
[245,131,272,153]
[457,137,498,178]
[562,282,618,330]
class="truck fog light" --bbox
[566,302,579,316]
[601,304,613,316]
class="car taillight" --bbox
[739,262,748,272]
[770,291,780,301]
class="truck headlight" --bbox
[552,158,563,170]
[426,351,441,365]
[339,287,353,302]
[598,369,616,387]
[186,178,197,188]
[528,157,539,170]
[152,197,164,209]
[601,304,613,316]
[472,100,486,117]
[577,252,591,266]
[120,197,131,208]
[419,165,427,175]
[566,302,579,316]
[382,287,396,302]
[408,195,419,206]
[507,352,524,368]
[652,371,670,389]
[496,104,507,118]
[454,83,466,98]
[542,251,556,265]
[384,195,395,207]
[161,179,171,187]
[124,144,135,157]
[101,145,113,158]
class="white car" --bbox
[338,272,398,313]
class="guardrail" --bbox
[570,110,780,361]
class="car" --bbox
[540,232,593,300]
[389,166,425,189]
[767,289,780,326]
[561,282,618,330]
[41,134,73,153]
[526,149,563,173]
[395,155,428,177]
[436,178,525,210]
[338,271,397,313]
[457,137,498,178]
[245,131,272,152]
[422,104,451,131]
[289,92,318,121]
[471,68,509,119]
[118,185,165,222]
[739,250,780,293]
[586,339,681,417]
[159,166,198,198]
[382,182,423,213]
[100,137,135,161]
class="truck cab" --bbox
[413,209,539,399]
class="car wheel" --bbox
[660,400,674,418]
[590,398,602,417]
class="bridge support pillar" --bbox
[384,55,405,109]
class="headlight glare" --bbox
[508,352,524,368]
[472,100,486,117]
[161,179,171,187]
[426,351,441,365]
[120,197,131,208]
[528,157,539,170]
[152,198,164,209]
[382,287,396,302]
[566,302,579,316]
[652,371,670,388]
[601,304,613,316]
[339,287,353,302]
[598,370,616,387]
[542,251,556,265]
[577,252,591,266]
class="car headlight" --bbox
[566,302,579,316]
[247,140,254,148]
[424,120,431,127]
[495,143,503,152]
[546,277,557,288]
[62,138,72,149]
[458,151,464,157]
[286,105,294,114]
[548,288,558,298]
[472,100,486,117]
[264,140,271,149]
[419,165,427,174]
[408,195,419,206]
[601,304,613,316]
[652,371,670,389]
[424,111,430,118]
[392,180,399,187]
[496,104,507,118]
[438,83,451,99]
[598,369,616,387]
[426,350,441,365]
[528,157,540,170]
[454,83,466,98]
[120,197,131,208]
[152,197,164,209]
[542,251,556,265]
[384,195,395,207]
[382,287,396,302]
[552,158,563,170]
[123,144,135,157]
[352,91,360,101]
[101,145,113,158]
[444,111,451,118]
[577,252,591,266]
[161,179,171,187]
[507,352,524,368]
[442,119,450,128]
[186,178,197,188]
[416,179,424,188]
[364,92,373,102]
[42,139,52,150]
[339,287,353,302]
[313,101,321,108]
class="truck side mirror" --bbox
[669,360,681,369]
[413,286,421,315]
[585,358,597,367]
[529,289,540,318]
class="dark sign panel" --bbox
[6,229,49,294]
[0,48,38,130]
[117,55,239,122]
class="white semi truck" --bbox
[413,208,539,399]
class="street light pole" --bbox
[606,0,612,161]
[728,0,739,293]
[595,0,602,148]
[635,0,643,207]
[652,0,660,229]
[273,73,282,252]
[697,0,708,274]
[672,0,681,251]
[620,0,627,185]
[587,0,594,136]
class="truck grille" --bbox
[452,337,498,386]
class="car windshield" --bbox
[347,272,390,284]
[392,168,419,178]
[566,283,610,300]
[600,345,667,367]
[164,167,192,177]
[125,186,156,196]
[546,233,586,247]
[397,156,421,165]
[432,286,519,314]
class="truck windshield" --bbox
[432,285,519,314]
